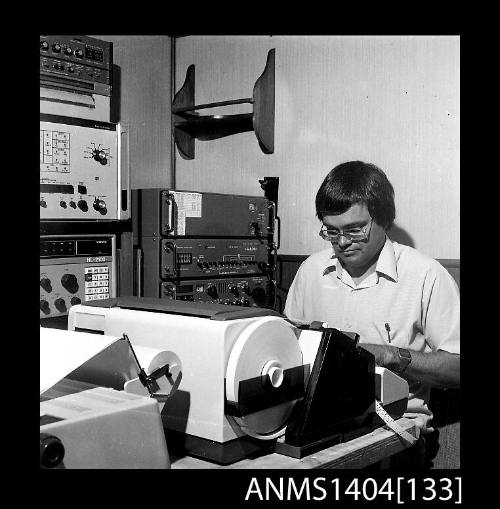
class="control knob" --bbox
[74,49,83,58]
[93,149,108,165]
[64,47,73,56]
[61,274,79,294]
[206,285,218,299]
[40,300,51,315]
[163,286,175,299]
[93,198,107,215]
[77,200,88,212]
[40,433,65,469]
[54,298,67,313]
[258,262,271,273]
[40,278,52,293]
[40,41,49,51]
[40,199,47,208]
[52,43,61,53]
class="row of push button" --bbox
[85,286,109,295]
[86,281,109,288]
[85,267,109,274]
[85,273,109,280]
[86,293,109,301]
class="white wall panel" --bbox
[174,36,459,258]
[100,35,172,190]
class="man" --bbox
[284,161,460,465]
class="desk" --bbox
[171,417,420,469]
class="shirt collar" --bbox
[324,236,398,282]
[375,237,398,282]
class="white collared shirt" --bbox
[284,237,460,431]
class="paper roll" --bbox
[225,317,302,439]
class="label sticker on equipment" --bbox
[172,191,202,218]
[174,209,185,235]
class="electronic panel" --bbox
[136,189,277,310]
[40,114,128,220]
[40,235,116,319]
[142,237,272,282]
[160,276,274,307]
[40,35,112,97]
[137,189,275,238]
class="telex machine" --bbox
[66,297,411,465]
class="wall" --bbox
[99,35,172,190]
[174,36,460,259]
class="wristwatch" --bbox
[397,348,412,374]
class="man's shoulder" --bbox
[302,247,335,267]
[392,241,449,276]
[293,248,334,278]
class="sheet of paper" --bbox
[40,327,120,395]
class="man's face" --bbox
[322,203,386,273]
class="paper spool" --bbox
[124,345,182,401]
[225,316,303,440]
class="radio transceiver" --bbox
[40,35,113,122]
[136,189,275,238]
[160,276,273,307]
[135,190,277,308]
[142,237,272,280]
[40,235,117,319]
[40,114,129,221]
[40,35,112,96]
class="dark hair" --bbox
[315,161,395,229]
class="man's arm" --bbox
[360,344,460,389]
[361,260,460,389]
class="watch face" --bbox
[399,348,412,361]
[397,348,412,374]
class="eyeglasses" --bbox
[319,218,373,243]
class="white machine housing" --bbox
[40,386,170,469]
[69,303,299,444]
[68,301,409,447]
